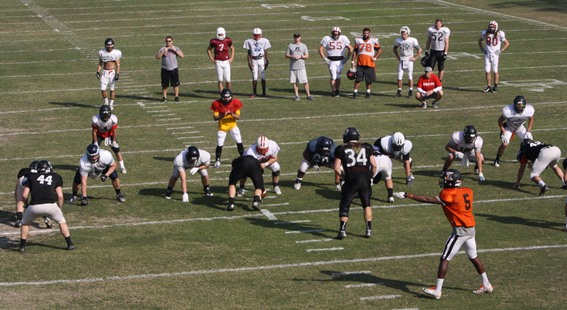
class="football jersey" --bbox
[320,35,351,58]
[334,142,374,179]
[394,37,420,59]
[374,136,413,160]
[427,26,450,51]
[518,140,551,162]
[243,38,271,58]
[448,131,484,153]
[304,136,336,166]
[480,30,506,53]
[26,172,64,205]
[244,140,280,164]
[210,98,243,132]
[437,186,475,227]
[210,37,233,61]
[174,149,211,169]
[502,104,535,131]
[354,36,380,67]
[79,149,115,179]
[92,114,118,138]
[98,48,122,64]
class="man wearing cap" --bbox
[243,28,271,98]
[416,66,443,109]
[285,33,312,101]
[208,27,234,93]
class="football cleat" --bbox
[165,189,172,199]
[422,287,442,299]
[493,159,500,167]
[483,86,493,93]
[432,101,439,109]
[252,201,261,211]
[80,196,88,207]
[294,180,302,190]
[121,167,127,174]
[336,230,347,240]
[421,101,427,109]
[352,92,357,99]
[14,220,22,228]
[335,183,342,191]
[364,229,372,238]
[175,97,180,102]
[204,187,213,197]
[395,90,402,98]
[116,193,126,202]
[214,160,221,169]
[161,97,167,103]
[473,284,494,294]
[294,96,300,101]
[306,95,313,100]
[388,196,394,203]
[237,187,246,197]
[274,186,282,195]
[226,204,234,212]
[492,86,498,93]
[407,89,413,98]
[365,92,371,98]
[67,195,77,204]
[18,246,26,253]
[66,244,75,251]
[539,185,549,195]
[44,217,52,229]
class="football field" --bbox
[1,0,567,308]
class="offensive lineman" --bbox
[319,27,353,97]
[243,28,271,98]
[374,132,415,185]
[241,136,282,195]
[442,125,486,182]
[92,104,127,174]
[165,146,213,202]
[208,27,234,92]
[294,136,339,190]
[96,38,121,110]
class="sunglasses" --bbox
[166,40,172,42]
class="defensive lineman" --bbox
[165,146,213,202]
[92,105,127,173]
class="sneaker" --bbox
[365,92,371,98]
[121,167,127,174]
[214,160,221,169]
[18,246,25,253]
[364,229,372,238]
[174,97,180,102]
[432,101,439,109]
[294,180,302,190]
[493,159,500,168]
[249,94,257,99]
[422,287,442,299]
[332,90,340,97]
[336,230,347,240]
[407,89,413,98]
[67,195,77,204]
[352,92,357,99]
[492,86,498,93]
[294,96,300,101]
[204,187,213,197]
[66,244,75,251]
[237,187,246,197]
[421,101,427,109]
[306,95,313,100]
[473,284,493,294]
[161,97,167,103]
[44,217,52,228]
[226,204,234,212]
[394,90,402,98]
[252,201,261,211]
[80,196,88,207]
[483,86,492,93]
[14,220,22,228]
[388,196,394,203]
[165,189,172,199]
[539,185,549,195]
[274,186,282,195]
[116,193,126,202]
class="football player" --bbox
[17,160,74,252]
[243,28,271,98]
[371,149,395,203]
[394,169,494,299]
[207,27,234,92]
[294,136,338,190]
[374,132,415,185]
[493,95,535,167]
[513,139,565,195]
[210,89,244,168]
[425,19,451,81]
[242,136,282,195]
[351,27,382,99]
[478,21,509,93]
[165,146,213,202]
[226,155,266,212]
[67,144,125,206]
[96,38,121,110]
[92,104,127,174]
[14,161,51,228]
[334,127,377,239]
[393,26,422,98]
[442,125,485,182]
[319,27,354,97]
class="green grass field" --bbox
[1,0,567,308]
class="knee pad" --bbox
[111,146,120,153]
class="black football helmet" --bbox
[29,160,40,173]
[316,137,333,155]
[37,160,52,173]
[420,55,428,67]
[463,125,478,144]
[99,104,112,121]
[346,69,356,80]
[439,169,462,188]
[185,146,200,165]
[343,127,360,143]
[513,95,526,113]
[220,88,233,105]
[86,143,100,163]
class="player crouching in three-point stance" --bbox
[394,169,493,299]
[165,146,213,202]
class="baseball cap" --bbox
[293,33,301,37]
[425,67,433,72]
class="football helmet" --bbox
[488,21,498,33]
[331,27,341,40]
[29,160,40,173]
[439,169,462,188]
[513,95,526,113]
[86,143,100,163]
[346,69,356,80]
[343,127,360,143]
[37,160,52,173]
[220,88,233,105]
[253,28,262,35]
[392,132,405,151]
[420,55,428,67]
[185,146,200,165]
[400,26,411,35]
[463,125,478,144]
[216,27,226,40]
[316,137,333,155]
[256,136,270,155]
[99,104,112,121]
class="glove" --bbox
[324,58,331,64]
[100,174,108,182]
[524,132,533,140]
[454,151,464,159]
[104,137,111,146]
[80,196,88,206]
[114,73,120,81]
[189,167,199,175]
[393,192,407,199]
[442,53,447,60]
[406,176,414,185]
[425,52,429,58]
[479,173,486,182]
[335,183,341,191]
[313,164,320,171]
[501,134,510,144]
[461,157,470,167]
[96,72,101,79]
[182,193,189,202]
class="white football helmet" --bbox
[256,135,270,155]
[216,27,226,40]
[392,132,405,151]
[488,21,498,33]
[253,28,262,35]
[331,27,341,39]
[400,26,410,35]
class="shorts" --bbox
[161,68,180,87]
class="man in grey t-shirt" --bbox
[155,36,184,102]
[285,33,312,101]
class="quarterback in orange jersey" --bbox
[351,28,382,98]
[394,169,493,300]
[210,89,244,168]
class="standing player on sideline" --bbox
[96,38,121,110]
[92,105,127,174]
[425,19,450,81]
[165,146,213,202]
[393,26,422,98]
[208,27,234,93]
[351,27,382,99]
[334,127,377,239]
[319,27,353,97]
[395,169,493,299]
[243,28,271,98]
[294,136,338,190]
[493,95,535,167]
[210,89,244,168]
[478,21,509,93]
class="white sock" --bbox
[435,278,444,292]
[104,97,109,104]
[119,160,125,169]
[110,100,115,105]
[480,272,490,286]
[353,90,358,94]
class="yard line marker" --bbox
[345,283,381,288]
[306,247,344,252]
[285,229,326,234]
[275,220,312,225]
[331,271,371,277]
[360,295,401,301]
[295,239,333,244]
[260,209,278,220]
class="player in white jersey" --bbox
[393,26,422,98]
[243,28,271,98]
[319,27,353,97]
[493,96,535,167]
[374,132,415,185]
[478,21,509,93]
[165,146,213,202]
[92,105,126,173]
[371,150,395,203]
[242,136,282,195]
[96,38,122,110]
[425,19,450,81]
[443,125,486,182]
[67,144,125,206]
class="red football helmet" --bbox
[346,69,356,80]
